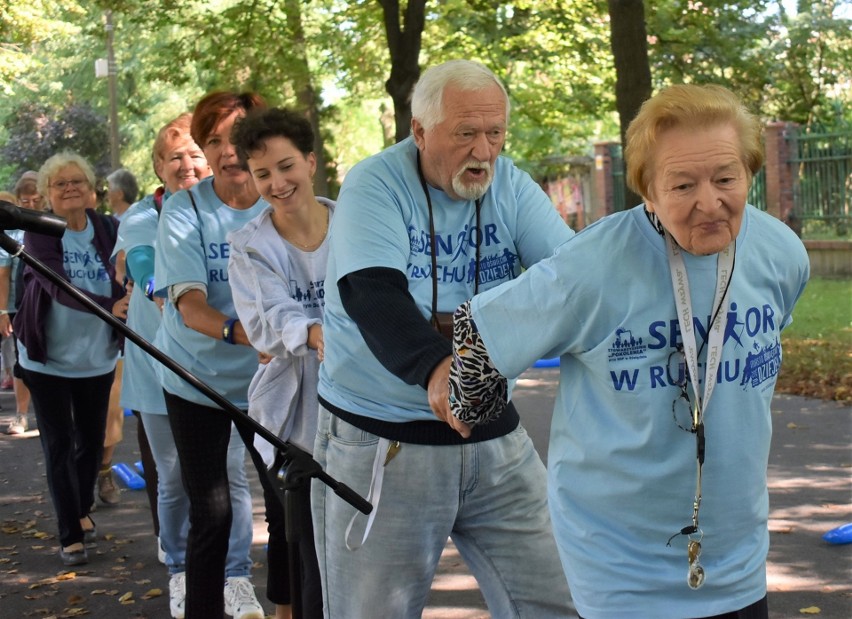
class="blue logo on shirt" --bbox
[291,278,325,310]
[406,224,519,286]
[64,249,110,282]
[608,302,780,393]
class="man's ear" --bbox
[411,118,426,149]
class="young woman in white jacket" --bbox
[227,107,333,619]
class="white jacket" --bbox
[227,199,334,465]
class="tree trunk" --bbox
[608,0,652,209]
[378,0,426,143]
[284,0,331,196]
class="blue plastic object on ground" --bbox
[112,462,146,490]
[822,523,852,544]
[134,460,144,475]
[533,357,560,368]
[123,408,134,417]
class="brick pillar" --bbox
[764,121,799,230]
[593,141,618,220]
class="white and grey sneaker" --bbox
[169,571,186,619]
[224,576,264,619]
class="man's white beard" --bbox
[452,161,493,200]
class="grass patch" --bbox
[777,277,852,402]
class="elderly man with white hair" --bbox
[312,59,576,618]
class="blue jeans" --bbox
[311,405,575,619]
[141,413,254,577]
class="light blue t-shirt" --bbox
[318,137,574,422]
[0,228,24,309]
[19,220,119,377]
[470,205,810,619]
[111,193,167,414]
[154,176,268,408]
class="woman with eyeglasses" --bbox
[13,152,130,567]
[447,85,809,618]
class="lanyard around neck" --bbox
[666,234,735,424]
[664,232,736,589]
[415,152,481,320]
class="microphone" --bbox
[0,200,66,237]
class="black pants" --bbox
[578,594,768,619]
[22,368,114,547]
[237,422,322,618]
[164,391,235,619]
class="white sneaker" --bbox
[224,576,264,619]
[157,537,166,564]
[169,571,186,619]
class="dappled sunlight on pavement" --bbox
[1,373,848,618]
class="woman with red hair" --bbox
[153,91,267,619]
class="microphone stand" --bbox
[0,230,372,517]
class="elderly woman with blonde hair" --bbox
[14,152,130,567]
[449,84,810,619]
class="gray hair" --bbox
[106,167,139,204]
[37,152,96,199]
[13,170,39,198]
[411,60,510,131]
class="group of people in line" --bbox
[0,58,809,619]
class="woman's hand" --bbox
[0,313,12,338]
[112,292,131,319]
[308,323,324,361]
[428,356,471,438]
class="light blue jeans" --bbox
[141,413,254,577]
[311,405,575,618]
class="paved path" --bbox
[0,369,849,618]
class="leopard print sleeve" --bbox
[448,300,508,426]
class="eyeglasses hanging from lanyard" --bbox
[663,231,736,590]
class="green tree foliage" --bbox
[1,0,849,191]
[109,0,340,194]
[419,0,619,168]
[1,101,111,181]
[646,0,852,128]
[768,0,852,126]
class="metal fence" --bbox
[748,168,766,211]
[595,123,851,232]
[790,127,851,229]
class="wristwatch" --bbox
[222,317,239,344]
[144,278,156,300]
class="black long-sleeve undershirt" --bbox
[338,266,450,389]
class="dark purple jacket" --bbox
[13,209,125,364]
